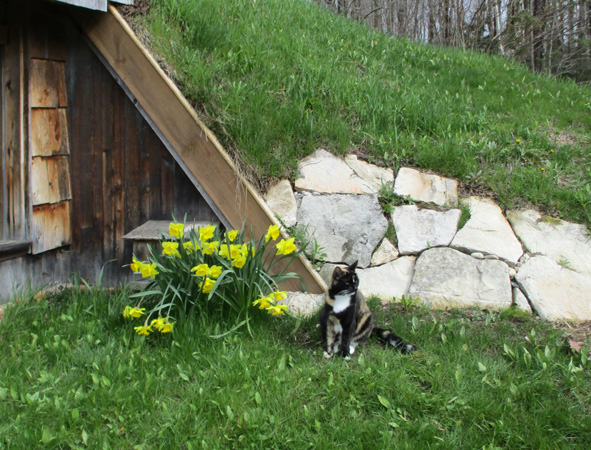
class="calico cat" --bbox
[319,261,417,358]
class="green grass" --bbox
[1,288,590,449]
[134,0,591,226]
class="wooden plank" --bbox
[30,58,59,107]
[56,156,72,200]
[28,11,67,61]
[31,108,69,156]
[74,7,326,294]
[3,5,25,241]
[123,220,218,241]
[0,240,31,261]
[32,156,71,206]
[31,157,50,206]
[31,201,72,254]
[55,62,67,106]
[54,0,108,11]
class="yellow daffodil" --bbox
[265,224,280,242]
[200,277,216,294]
[202,241,219,255]
[276,237,296,255]
[183,241,198,253]
[226,230,239,242]
[160,321,174,333]
[253,296,272,309]
[141,263,159,279]
[210,265,223,278]
[134,325,153,336]
[230,244,243,260]
[191,264,211,277]
[266,304,288,316]
[122,305,133,319]
[219,244,230,259]
[232,254,247,269]
[130,257,143,273]
[126,306,145,318]
[150,317,167,330]
[272,291,287,302]
[199,225,216,242]
[162,241,181,258]
[169,222,184,239]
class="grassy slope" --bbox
[137,0,591,226]
[0,289,590,448]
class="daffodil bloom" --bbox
[202,241,219,255]
[266,304,288,316]
[183,241,198,252]
[226,230,239,242]
[276,237,296,255]
[191,263,211,277]
[253,296,272,309]
[150,317,167,330]
[126,306,145,318]
[230,244,244,259]
[122,305,133,319]
[130,257,143,273]
[160,321,174,333]
[200,277,216,294]
[272,291,287,301]
[209,265,223,278]
[162,241,181,258]
[134,325,153,336]
[265,224,280,242]
[169,222,185,239]
[199,225,217,242]
[141,263,159,279]
[219,244,230,259]
[232,254,246,269]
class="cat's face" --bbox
[331,261,359,295]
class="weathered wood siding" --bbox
[1,4,26,243]
[1,0,217,298]
[29,11,72,254]
[63,14,216,283]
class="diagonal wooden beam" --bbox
[72,5,326,294]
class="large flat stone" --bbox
[507,210,591,277]
[515,256,591,321]
[297,194,388,267]
[357,257,416,301]
[344,155,394,193]
[282,292,325,318]
[393,167,458,206]
[392,205,461,255]
[264,180,298,227]
[409,247,512,309]
[451,197,523,265]
[294,149,371,194]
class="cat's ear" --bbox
[348,260,358,272]
[333,266,345,278]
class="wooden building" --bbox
[0,0,324,299]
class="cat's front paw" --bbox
[323,351,332,359]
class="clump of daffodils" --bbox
[125,220,303,336]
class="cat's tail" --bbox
[373,327,417,353]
